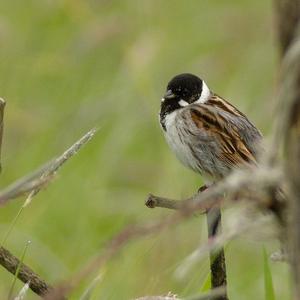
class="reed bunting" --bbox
[159,73,262,181]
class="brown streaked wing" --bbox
[206,94,248,117]
[190,105,257,167]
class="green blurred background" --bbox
[0,0,290,299]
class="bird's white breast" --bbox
[163,110,200,172]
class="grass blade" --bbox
[8,241,31,300]
[263,247,276,300]
[79,274,103,300]
[200,273,211,292]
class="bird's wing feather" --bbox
[187,94,262,168]
[206,94,263,155]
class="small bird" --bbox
[159,73,262,182]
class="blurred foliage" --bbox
[0,0,290,299]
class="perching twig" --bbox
[0,246,52,296]
[146,194,198,210]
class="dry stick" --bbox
[0,128,97,298]
[145,194,187,210]
[0,246,52,296]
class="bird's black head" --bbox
[166,73,203,103]
[160,74,208,130]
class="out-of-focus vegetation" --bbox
[0,0,290,299]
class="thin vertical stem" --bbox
[206,207,228,300]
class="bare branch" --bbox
[147,165,282,214]
[0,246,52,296]
[146,194,194,210]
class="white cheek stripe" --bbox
[178,99,189,107]
[161,98,165,102]
[196,81,210,103]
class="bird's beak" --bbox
[163,90,176,100]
